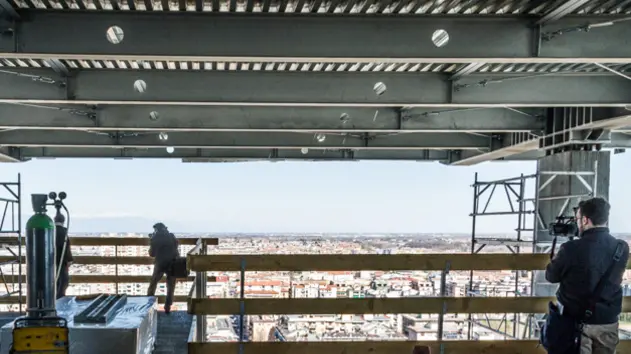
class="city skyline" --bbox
[2,154,631,233]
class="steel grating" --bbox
[3,0,631,14]
[3,58,631,75]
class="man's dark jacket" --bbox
[149,230,179,268]
[55,225,74,266]
[546,227,629,325]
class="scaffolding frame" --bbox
[0,174,23,313]
[466,172,537,340]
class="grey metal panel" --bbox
[6,12,631,60]
[3,69,631,105]
[541,18,631,58]
[16,147,455,161]
[0,129,492,149]
[11,12,534,58]
[0,147,19,162]
[0,104,544,132]
[0,70,66,100]
[71,70,449,104]
[452,75,631,105]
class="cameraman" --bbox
[545,197,629,354]
[147,222,179,314]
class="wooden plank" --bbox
[0,236,219,246]
[188,296,631,315]
[187,341,554,354]
[188,253,561,272]
[0,274,216,283]
[0,256,154,265]
[188,341,631,354]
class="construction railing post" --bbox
[239,258,246,343]
[438,260,450,352]
[195,238,207,342]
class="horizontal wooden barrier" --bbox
[0,274,216,284]
[188,253,631,272]
[1,256,158,265]
[0,236,219,246]
[188,296,631,315]
[188,340,631,354]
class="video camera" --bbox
[549,216,578,237]
[548,207,579,237]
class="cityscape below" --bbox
[2,232,631,343]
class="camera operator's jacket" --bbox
[546,227,629,325]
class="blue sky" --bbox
[1,153,630,233]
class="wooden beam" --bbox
[188,296,631,315]
[0,274,216,284]
[187,341,554,354]
[0,236,219,246]
[0,256,157,265]
[188,253,595,272]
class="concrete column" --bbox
[532,150,611,297]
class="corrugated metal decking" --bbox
[1,0,631,163]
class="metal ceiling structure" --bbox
[1,0,631,163]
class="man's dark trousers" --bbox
[147,262,176,310]
[56,264,69,299]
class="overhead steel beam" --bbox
[0,146,19,162]
[12,147,454,161]
[0,104,544,132]
[0,130,492,150]
[0,0,19,20]
[2,11,631,63]
[536,0,591,25]
[2,69,631,107]
[0,3,69,77]
[451,107,631,165]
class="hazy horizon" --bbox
[2,154,631,234]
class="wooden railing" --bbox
[0,236,218,304]
[186,252,631,354]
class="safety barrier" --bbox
[0,236,218,304]
[186,252,631,354]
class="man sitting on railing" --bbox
[55,212,73,299]
[147,222,179,314]
[545,197,629,354]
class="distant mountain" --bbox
[17,215,186,233]
[68,216,190,233]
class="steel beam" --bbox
[0,104,543,132]
[2,12,631,62]
[2,69,631,106]
[0,130,491,150]
[0,0,19,20]
[0,146,19,162]
[15,147,454,161]
[451,107,631,165]
[536,0,591,24]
